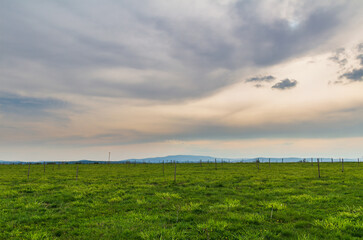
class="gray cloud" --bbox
[357,54,363,65]
[0,0,361,101]
[329,48,348,67]
[246,75,275,83]
[358,42,363,52]
[272,79,298,90]
[0,92,67,120]
[340,68,363,82]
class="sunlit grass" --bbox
[0,162,362,239]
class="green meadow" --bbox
[0,162,362,239]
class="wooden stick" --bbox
[27,163,30,180]
[76,165,79,180]
[342,158,344,172]
[317,158,320,178]
[174,161,176,183]
[163,160,165,176]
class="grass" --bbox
[0,162,362,239]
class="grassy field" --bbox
[0,161,362,239]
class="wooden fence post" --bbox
[163,160,165,176]
[311,158,313,166]
[269,158,271,168]
[342,158,344,172]
[44,162,45,173]
[76,165,79,180]
[317,158,320,178]
[215,158,217,170]
[174,161,176,183]
[27,163,30,180]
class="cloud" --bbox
[0,1,361,101]
[272,79,298,90]
[1,1,363,161]
[0,92,67,117]
[357,54,363,65]
[246,75,275,82]
[358,42,363,52]
[340,68,363,82]
[329,48,347,67]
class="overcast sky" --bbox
[1,0,363,161]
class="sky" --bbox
[1,0,363,161]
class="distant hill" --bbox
[0,156,358,164]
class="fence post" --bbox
[282,158,283,163]
[174,161,176,183]
[27,163,30,180]
[215,158,217,170]
[76,165,79,180]
[269,158,271,168]
[163,160,165,176]
[342,158,344,172]
[358,158,360,166]
[44,162,45,173]
[317,158,320,178]
[311,158,313,166]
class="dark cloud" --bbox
[272,79,298,90]
[357,54,363,65]
[246,75,275,82]
[0,1,359,101]
[358,42,363,52]
[340,68,363,82]
[0,92,67,117]
[329,48,348,66]
[233,1,346,66]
